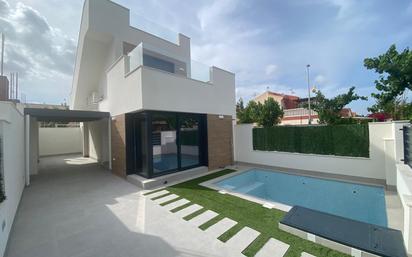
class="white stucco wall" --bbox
[105,58,236,117]
[234,123,395,181]
[141,66,236,116]
[39,128,82,156]
[104,56,143,116]
[71,0,236,121]
[29,117,39,176]
[87,119,110,166]
[71,0,191,110]
[0,102,26,257]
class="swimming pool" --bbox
[214,169,388,227]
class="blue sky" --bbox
[1,0,412,114]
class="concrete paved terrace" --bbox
[5,155,294,257]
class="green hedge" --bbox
[253,124,369,157]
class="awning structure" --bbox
[24,108,112,186]
[24,108,110,122]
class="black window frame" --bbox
[126,110,208,178]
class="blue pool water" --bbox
[214,169,388,227]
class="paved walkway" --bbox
[6,155,292,257]
[146,190,292,257]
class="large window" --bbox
[152,112,178,174]
[126,111,207,178]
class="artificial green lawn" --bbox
[147,169,350,257]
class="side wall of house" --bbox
[207,114,234,170]
[87,119,110,167]
[0,102,26,257]
[111,114,126,177]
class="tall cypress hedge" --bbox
[252,124,369,157]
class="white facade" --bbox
[70,0,235,118]
[0,102,26,257]
[39,127,83,156]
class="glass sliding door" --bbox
[179,115,200,169]
[126,111,207,178]
[151,112,178,174]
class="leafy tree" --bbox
[364,44,412,115]
[256,98,283,127]
[310,87,367,124]
[237,98,283,127]
[237,98,258,123]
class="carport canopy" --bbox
[24,108,110,122]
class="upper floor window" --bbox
[143,54,175,74]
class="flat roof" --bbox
[24,108,110,122]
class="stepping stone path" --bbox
[205,217,237,238]
[175,204,203,218]
[189,210,218,227]
[255,238,289,257]
[163,198,190,211]
[226,226,260,254]
[301,252,316,257]
[147,190,169,198]
[145,189,292,257]
[153,193,179,204]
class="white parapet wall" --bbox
[39,127,83,156]
[0,102,26,257]
[234,122,406,184]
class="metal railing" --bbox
[404,125,412,168]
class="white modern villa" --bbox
[1,1,412,257]
[70,0,236,181]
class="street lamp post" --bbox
[306,64,312,125]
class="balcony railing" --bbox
[283,108,318,117]
[129,11,179,44]
[125,42,211,83]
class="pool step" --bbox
[236,182,264,194]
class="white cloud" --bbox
[197,0,238,30]
[0,0,76,103]
[265,64,278,76]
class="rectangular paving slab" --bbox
[301,252,316,257]
[189,210,218,227]
[226,226,260,254]
[175,204,203,218]
[163,198,190,211]
[146,190,169,198]
[255,238,289,257]
[205,217,238,239]
[153,194,179,204]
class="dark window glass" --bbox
[151,113,178,174]
[143,54,175,73]
[179,115,200,169]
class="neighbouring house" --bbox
[70,0,236,180]
[253,90,356,125]
[253,91,319,124]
